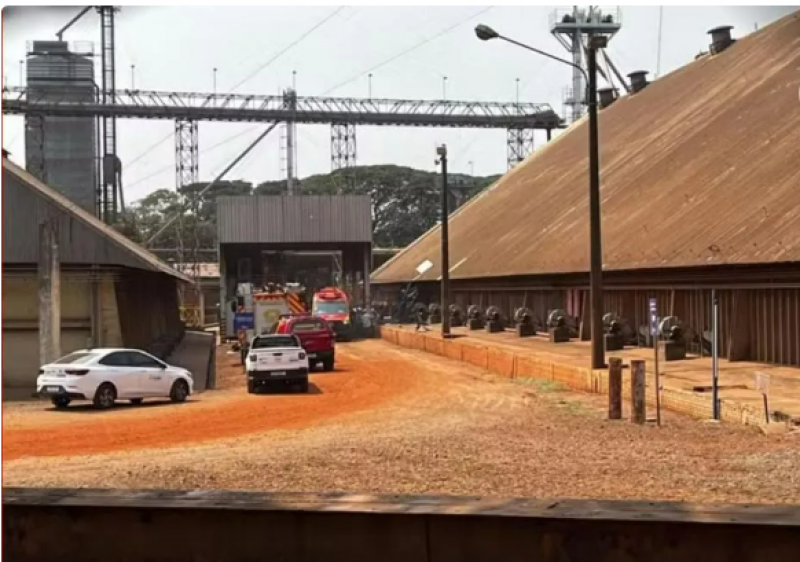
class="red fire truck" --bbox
[311,287,351,341]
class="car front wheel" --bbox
[170,379,189,403]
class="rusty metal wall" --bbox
[444,286,800,367]
[5,488,800,562]
[217,195,372,244]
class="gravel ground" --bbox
[4,340,800,504]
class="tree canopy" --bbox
[119,165,500,255]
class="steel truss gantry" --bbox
[4,85,564,183]
[331,122,356,190]
[2,86,562,129]
[506,127,535,170]
[97,5,120,223]
[175,119,199,189]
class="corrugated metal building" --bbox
[372,13,800,367]
[2,156,192,396]
[217,195,373,337]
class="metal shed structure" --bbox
[371,13,800,368]
[217,194,372,335]
[2,156,192,397]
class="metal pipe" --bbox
[55,6,93,42]
[438,144,451,337]
[146,122,279,246]
[601,49,632,94]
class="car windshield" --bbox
[53,351,99,365]
[314,302,347,315]
[251,336,298,349]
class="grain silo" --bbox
[25,40,98,215]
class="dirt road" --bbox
[4,340,800,503]
[2,341,423,461]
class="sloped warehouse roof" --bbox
[373,12,800,284]
[2,157,193,283]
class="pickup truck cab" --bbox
[275,315,336,372]
[246,334,309,393]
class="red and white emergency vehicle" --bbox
[311,287,351,341]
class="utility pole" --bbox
[437,144,451,338]
[587,35,606,370]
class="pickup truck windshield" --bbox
[252,336,298,349]
[292,319,327,332]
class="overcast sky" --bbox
[2,5,795,203]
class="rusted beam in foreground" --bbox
[4,488,800,562]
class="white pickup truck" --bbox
[245,334,310,394]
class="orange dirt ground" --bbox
[2,345,421,461]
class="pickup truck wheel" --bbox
[247,381,256,394]
[322,358,334,372]
[299,379,309,393]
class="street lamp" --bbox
[436,144,451,338]
[475,23,607,369]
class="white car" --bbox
[36,348,194,409]
[245,334,310,394]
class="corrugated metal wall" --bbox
[115,270,183,358]
[2,168,146,268]
[217,195,372,244]
[374,282,800,368]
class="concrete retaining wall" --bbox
[5,487,800,562]
[380,327,764,426]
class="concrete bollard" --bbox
[630,359,646,424]
[608,357,623,420]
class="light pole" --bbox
[131,64,135,89]
[436,144,451,338]
[443,76,448,100]
[213,67,218,95]
[475,23,607,369]
[368,73,373,99]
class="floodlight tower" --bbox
[550,6,622,124]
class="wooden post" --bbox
[630,359,646,424]
[608,357,623,420]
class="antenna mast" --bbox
[656,6,664,78]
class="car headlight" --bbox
[343,318,350,325]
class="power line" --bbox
[228,6,345,94]
[125,131,173,170]
[126,125,260,191]
[320,6,494,96]
[122,7,343,178]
